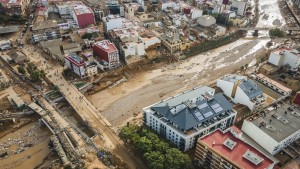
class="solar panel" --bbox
[196,116,204,121]
[211,103,220,109]
[198,103,208,109]
[215,107,223,113]
[195,112,201,117]
[203,111,213,118]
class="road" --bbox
[46,66,147,169]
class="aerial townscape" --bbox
[0,0,300,168]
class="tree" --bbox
[26,62,37,74]
[30,70,45,82]
[164,148,192,169]
[240,66,245,72]
[269,28,285,38]
[144,151,165,169]
[136,136,153,153]
[82,33,93,39]
[17,66,26,74]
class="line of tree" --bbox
[185,30,246,58]
[119,124,192,169]
[24,62,45,82]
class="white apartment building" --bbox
[158,0,180,11]
[231,0,248,15]
[64,53,97,78]
[143,86,237,152]
[242,103,300,155]
[217,74,265,111]
[122,42,146,59]
[103,15,123,32]
[190,8,203,19]
[268,48,300,72]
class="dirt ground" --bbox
[0,121,53,169]
[87,38,284,128]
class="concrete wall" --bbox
[234,86,255,110]
[241,120,278,155]
[268,53,282,67]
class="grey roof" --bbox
[155,86,215,107]
[250,103,300,142]
[0,26,19,34]
[151,93,233,131]
[239,79,262,99]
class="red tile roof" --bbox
[93,40,117,54]
[200,127,274,169]
[293,92,300,106]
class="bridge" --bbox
[239,27,300,31]
[239,26,300,36]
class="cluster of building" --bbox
[19,0,254,79]
[0,0,30,15]
[143,47,300,168]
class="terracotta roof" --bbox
[200,128,275,169]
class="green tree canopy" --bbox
[17,66,26,74]
[269,28,285,37]
[164,148,192,169]
[144,151,165,169]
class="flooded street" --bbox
[87,0,285,127]
[257,0,286,27]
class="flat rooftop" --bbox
[32,20,58,31]
[200,128,275,169]
[93,40,117,53]
[256,74,292,93]
[248,103,300,142]
[0,26,19,34]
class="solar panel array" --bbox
[211,103,223,113]
[195,111,204,121]
[203,111,213,118]
[198,103,208,109]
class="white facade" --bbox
[86,64,98,77]
[141,37,161,49]
[145,111,236,152]
[159,1,180,11]
[103,15,123,32]
[143,86,237,152]
[191,8,203,19]
[217,74,265,111]
[122,42,146,58]
[268,48,300,72]
[64,58,86,78]
[198,15,216,27]
[231,0,247,15]
[212,4,222,13]
[242,111,300,155]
